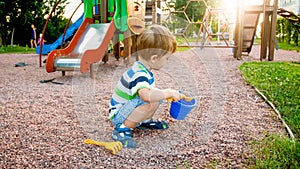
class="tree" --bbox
[0,0,68,46]
[40,0,70,44]
[285,19,292,44]
[276,18,284,43]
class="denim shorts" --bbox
[109,97,163,126]
[110,97,148,126]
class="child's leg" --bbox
[111,99,165,148]
[124,102,159,128]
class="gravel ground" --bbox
[0,46,299,168]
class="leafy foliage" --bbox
[0,0,69,46]
[276,17,299,46]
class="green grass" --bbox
[1,44,191,54]
[239,61,300,168]
[254,38,261,45]
[176,36,197,45]
[240,62,300,137]
[176,160,191,169]
[278,41,300,52]
[250,134,300,168]
[0,45,36,54]
[176,46,190,52]
[254,38,300,52]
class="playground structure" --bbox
[158,0,279,61]
[234,0,278,60]
[160,1,234,49]
[198,7,233,47]
[40,0,147,77]
[40,0,300,77]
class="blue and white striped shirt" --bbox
[109,61,155,119]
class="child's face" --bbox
[150,52,172,70]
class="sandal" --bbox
[40,78,64,85]
[112,123,136,148]
[136,119,169,130]
[15,62,28,67]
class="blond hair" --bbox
[137,25,177,60]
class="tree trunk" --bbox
[10,28,15,46]
[0,34,2,46]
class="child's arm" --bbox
[138,88,181,103]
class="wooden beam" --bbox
[268,0,278,61]
[177,45,237,48]
[236,1,244,60]
[101,0,108,23]
[123,30,131,66]
[245,5,275,12]
[112,32,120,61]
[233,3,240,58]
[260,0,268,60]
[152,0,157,24]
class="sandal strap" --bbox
[136,120,169,130]
[112,124,136,148]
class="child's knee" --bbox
[135,102,159,115]
[145,102,159,111]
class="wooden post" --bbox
[90,64,94,79]
[157,0,161,24]
[113,32,120,60]
[152,0,157,24]
[131,34,138,60]
[268,0,278,61]
[123,29,131,66]
[102,51,109,63]
[233,2,240,58]
[234,0,244,60]
[260,0,268,61]
[102,0,108,23]
[102,0,110,64]
[265,13,271,58]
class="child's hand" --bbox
[166,89,181,102]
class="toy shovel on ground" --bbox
[84,139,123,155]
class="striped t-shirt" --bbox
[109,61,155,119]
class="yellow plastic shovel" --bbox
[167,94,193,102]
[84,139,123,155]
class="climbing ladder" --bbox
[240,9,260,54]
[234,0,278,60]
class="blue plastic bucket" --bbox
[170,98,197,120]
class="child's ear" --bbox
[150,55,159,63]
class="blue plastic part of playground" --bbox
[36,14,84,55]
